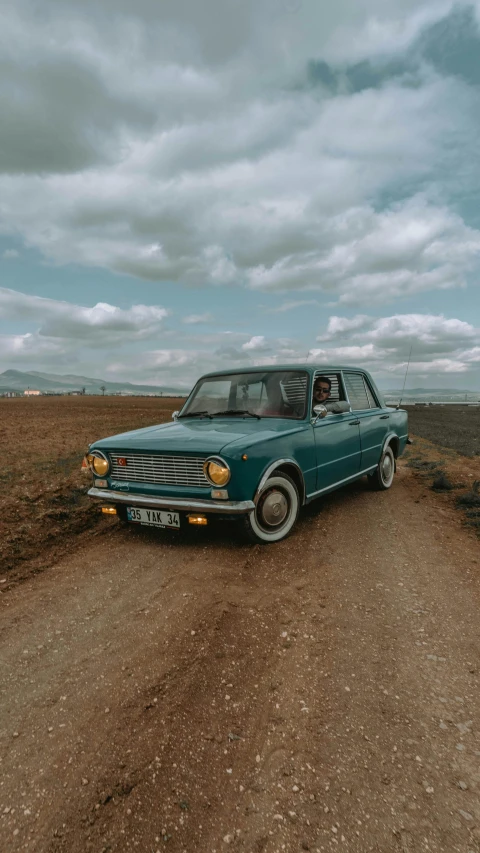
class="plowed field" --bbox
[405,405,480,457]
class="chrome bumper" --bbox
[88,487,254,515]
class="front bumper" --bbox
[88,487,254,515]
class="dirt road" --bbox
[1,464,479,853]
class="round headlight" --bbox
[92,454,109,476]
[204,458,231,486]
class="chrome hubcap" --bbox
[382,453,393,482]
[260,489,289,527]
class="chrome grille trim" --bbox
[109,453,209,487]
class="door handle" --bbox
[349,419,360,425]
[379,414,390,419]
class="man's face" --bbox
[313,381,330,404]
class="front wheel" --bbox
[368,445,395,491]
[242,473,299,544]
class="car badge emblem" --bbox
[118,457,127,466]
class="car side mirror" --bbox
[311,404,328,423]
[311,401,351,423]
[172,410,179,421]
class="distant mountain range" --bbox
[1,370,478,400]
[0,369,185,395]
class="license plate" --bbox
[126,507,180,528]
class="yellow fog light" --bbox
[92,455,109,476]
[101,506,117,515]
[204,457,231,486]
[188,515,208,525]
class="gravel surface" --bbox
[1,461,479,853]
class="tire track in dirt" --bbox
[45,542,325,853]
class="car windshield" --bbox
[180,371,309,420]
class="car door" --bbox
[312,372,361,493]
[342,372,390,471]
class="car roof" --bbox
[199,364,371,379]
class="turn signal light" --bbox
[101,506,117,515]
[187,515,208,525]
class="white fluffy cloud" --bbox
[0,333,67,365]
[182,313,214,324]
[319,315,371,339]
[312,312,479,379]
[0,288,168,345]
[242,335,269,352]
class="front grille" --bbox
[109,454,209,487]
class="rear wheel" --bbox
[368,444,395,491]
[242,473,299,544]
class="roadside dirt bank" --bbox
[0,395,184,585]
[1,459,479,853]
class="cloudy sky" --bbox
[1,0,479,391]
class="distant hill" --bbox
[0,369,185,396]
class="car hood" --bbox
[91,417,306,456]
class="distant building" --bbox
[2,391,20,397]
[24,389,42,396]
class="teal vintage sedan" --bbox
[85,365,409,544]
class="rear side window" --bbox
[364,378,379,408]
[343,373,375,410]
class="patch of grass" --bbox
[406,458,440,471]
[456,481,480,508]
[431,473,454,491]
[455,481,480,536]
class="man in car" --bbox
[312,376,331,410]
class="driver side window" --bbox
[312,373,345,405]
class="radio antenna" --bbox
[398,345,413,408]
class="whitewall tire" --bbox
[242,473,299,544]
[368,445,395,491]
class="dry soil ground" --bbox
[1,399,479,853]
[405,407,480,458]
[0,396,184,583]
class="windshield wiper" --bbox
[211,409,261,419]
[178,410,213,419]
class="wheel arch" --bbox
[380,433,400,473]
[383,431,399,456]
[254,458,306,506]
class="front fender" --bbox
[254,458,306,505]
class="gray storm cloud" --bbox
[1,1,479,305]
